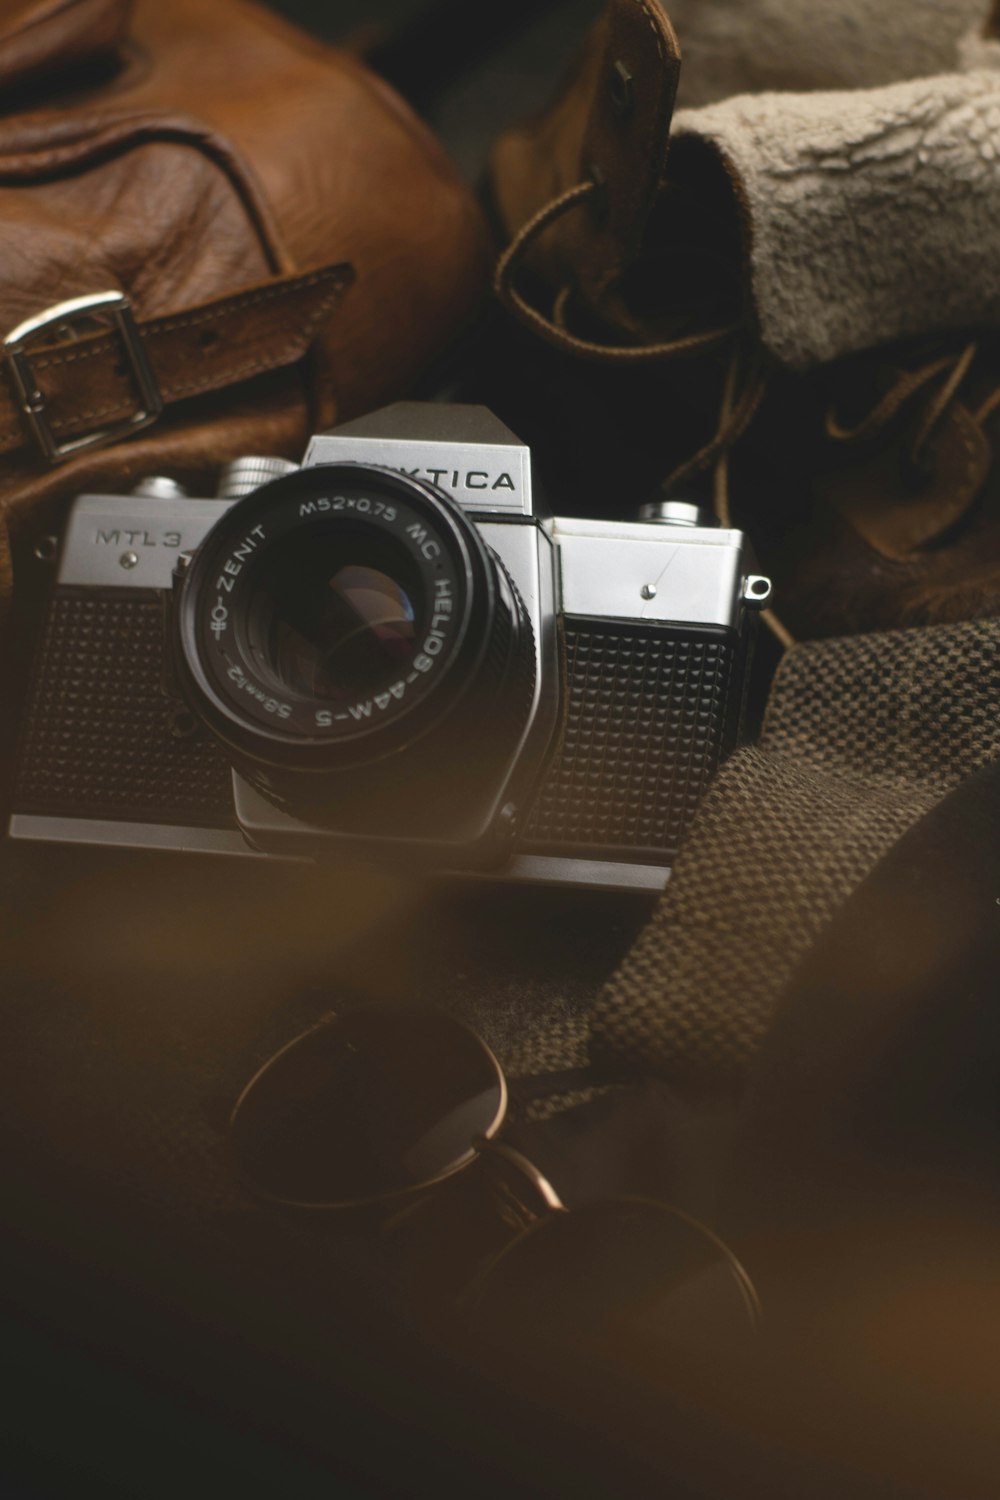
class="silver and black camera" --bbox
[10,404,770,890]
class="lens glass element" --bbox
[230,1007,506,1208]
[181,466,515,756]
[467,1198,761,1365]
[244,525,422,704]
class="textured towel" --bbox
[590,618,1000,1086]
[668,0,990,108]
[672,63,1000,367]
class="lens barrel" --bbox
[175,464,535,823]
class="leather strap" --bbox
[578,0,681,280]
[0,260,354,459]
[494,179,736,362]
[490,0,685,332]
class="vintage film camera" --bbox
[10,405,771,890]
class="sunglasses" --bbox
[229,1005,761,1367]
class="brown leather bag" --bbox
[0,0,488,620]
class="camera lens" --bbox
[244,525,421,704]
[175,464,535,802]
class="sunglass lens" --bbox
[230,1007,505,1208]
[468,1198,759,1367]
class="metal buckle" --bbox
[3,290,164,465]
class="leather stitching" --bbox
[0,269,348,451]
[953,405,983,499]
[630,0,666,66]
[29,268,348,372]
[590,0,671,282]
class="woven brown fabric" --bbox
[589,619,1000,1086]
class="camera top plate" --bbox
[304,403,534,518]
